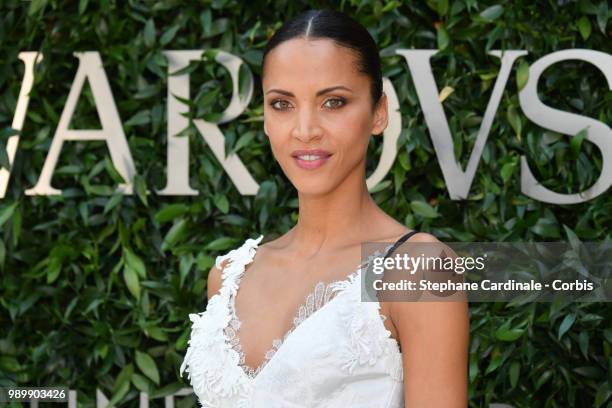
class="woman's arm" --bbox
[389,233,470,407]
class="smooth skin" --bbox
[206,37,469,407]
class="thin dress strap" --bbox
[382,230,419,259]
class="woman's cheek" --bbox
[269,138,291,172]
[330,124,368,163]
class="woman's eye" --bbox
[324,98,345,109]
[269,98,345,111]
[270,100,291,110]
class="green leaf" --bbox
[509,361,520,389]
[535,369,553,390]
[563,224,582,252]
[146,326,168,342]
[200,9,212,35]
[134,174,148,207]
[495,326,525,342]
[88,185,114,195]
[604,328,612,344]
[155,204,189,223]
[135,350,160,385]
[573,365,604,379]
[501,160,517,183]
[484,352,503,374]
[123,265,140,300]
[369,180,391,194]
[469,354,479,383]
[0,142,11,172]
[103,193,123,215]
[108,363,133,408]
[104,155,126,184]
[47,257,62,284]
[578,331,589,359]
[238,64,254,101]
[131,373,151,393]
[214,194,229,214]
[0,127,20,138]
[125,110,150,127]
[596,2,608,34]
[595,381,612,408]
[28,0,47,16]
[437,0,448,16]
[410,201,439,218]
[232,131,255,154]
[577,16,592,40]
[176,328,190,351]
[479,5,504,21]
[150,382,185,399]
[144,19,156,47]
[0,356,21,372]
[516,59,529,92]
[530,218,561,238]
[0,202,18,229]
[124,248,146,279]
[506,105,522,141]
[437,25,449,50]
[558,313,576,340]
[179,253,195,289]
[78,0,89,14]
[161,218,188,252]
[570,127,588,157]
[205,237,236,251]
[398,151,411,171]
[160,25,180,46]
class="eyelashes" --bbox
[269,99,291,111]
[269,97,347,111]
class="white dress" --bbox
[179,234,406,408]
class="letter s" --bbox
[518,49,612,204]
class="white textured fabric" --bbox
[180,234,405,408]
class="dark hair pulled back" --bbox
[262,9,383,107]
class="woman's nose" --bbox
[291,106,323,143]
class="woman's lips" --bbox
[291,150,332,170]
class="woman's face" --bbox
[262,37,387,196]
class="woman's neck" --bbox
[290,172,383,254]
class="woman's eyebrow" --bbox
[265,85,353,97]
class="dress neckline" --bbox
[223,235,396,382]
[226,278,338,379]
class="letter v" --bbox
[395,49,527,199]
[0,52,42,198]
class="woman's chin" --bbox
[291,180,336,197]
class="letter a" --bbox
[25,52,136,195]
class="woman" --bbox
[180,9,469,407]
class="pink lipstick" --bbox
[291,149,333,170]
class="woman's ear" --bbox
[371,92,388,136]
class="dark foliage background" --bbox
[0,0,610,407]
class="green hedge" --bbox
[0,0,610,407]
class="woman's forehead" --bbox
[263,38,364,87]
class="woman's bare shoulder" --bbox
[206,260,227,300]
[206,233,289,300]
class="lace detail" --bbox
[225,244,396,380]
[332,265,403,379]
[226,279,339,379]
